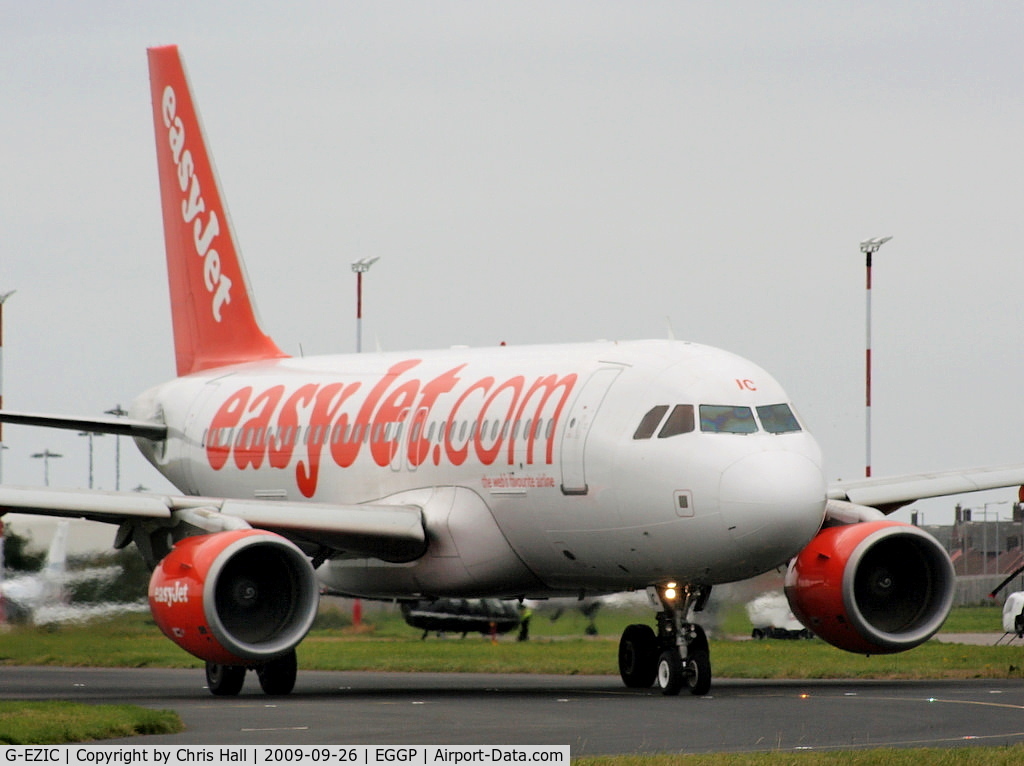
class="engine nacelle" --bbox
[149,529,319,666]
[784,520,955,655]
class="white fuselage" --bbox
[132,339,827,599]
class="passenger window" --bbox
[658,405,695,438]
[699,405,757,434]
[757,403,802,434]
[633,405,669,440]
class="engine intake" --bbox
[784,520,955,654]
[149,529,319,665]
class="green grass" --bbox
[0,606,1017,680]
[0,613,203,669]
[0,701,182,744]
[575,747,1024,766]
[940,605,1003,633]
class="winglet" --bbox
[42,521,69,580]
[147,45,287,376]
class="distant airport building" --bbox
[913,503,1024,604]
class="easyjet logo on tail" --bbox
[160,85,232,322]
[204,359,578,497]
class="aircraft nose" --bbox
[719,450,826,565]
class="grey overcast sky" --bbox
[2,1,1023,547]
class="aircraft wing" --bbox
[0,485,426,563]
[0,409,167,440]
[828,464,1024,514]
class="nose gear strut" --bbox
[617,583,713,696]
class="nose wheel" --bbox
[617,584,712,696]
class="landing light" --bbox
[664,586,677,601]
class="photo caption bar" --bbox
[2,746,569,766]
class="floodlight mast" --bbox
[348,257,378,628]
[105,404,128,490]
[30,448,62,487]
[0,290,14,484]
[77,431,104,489]
[351,257,380,354]
[859,236,892,478]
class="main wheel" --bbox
[206,662,246,696]
[682,648,712,696]
[618,624,658,688]
[656,649,684,696]
[256,649,297,696]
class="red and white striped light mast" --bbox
[860,236,892,478]
[349,257,379,627]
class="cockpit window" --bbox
[658,405,695,438]
[757,403,802,434]
[699,405,758,434]
[633,405,669,440]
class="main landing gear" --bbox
[618,584,712,696]
[205,649,298,696]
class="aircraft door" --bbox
[181,380,222,495]
[559,366,622,495]
[403,407,431,472]
[390,408,413,472]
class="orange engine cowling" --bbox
[784,520,955,655]
[148,529,319,666]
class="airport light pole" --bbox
[351,257,380,354]
[105,404,128,490]
[348,258,378,629]
[987,500,1009,576]
[975,501,1009,576]
[860,236,892,478]
[77,431,104,489]
[31,448,62,487]
[0,290,15,485]
[0,515,5,624]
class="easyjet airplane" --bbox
[2,45,1023,697]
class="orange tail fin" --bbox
[148,45,287,376]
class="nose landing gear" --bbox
[617,584,712,696]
